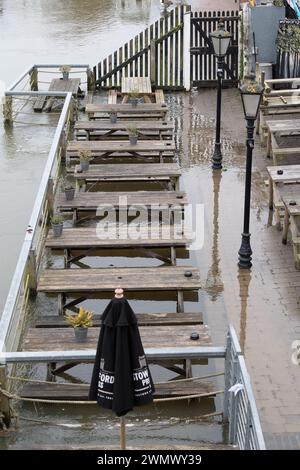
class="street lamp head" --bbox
[239,74,264,120]
[210,21,232,58]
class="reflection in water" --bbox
[237,269,251,354]
[205,170,224,301]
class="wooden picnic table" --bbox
[258,96,300,143]
[73,163,181,190]
[267,164,300,215]
[67,140,175,163]
[281,192,300,269]
[265,119,300,164]
[34,78,81,112]
[85,103,167,120]
[74,120,173,140]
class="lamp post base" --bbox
[212,143,222,170]
[238,233,252,269]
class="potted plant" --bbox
[51,214,64,237]
[59,65,71,80]
[127,125,139,145]
[79,150,91,171]
[66,307,94,343]
[128,89,140,108]
[64,183,75,200]
[110,111,117,123]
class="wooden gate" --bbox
[190,10,240,87]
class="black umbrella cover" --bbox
[89,297,155,416]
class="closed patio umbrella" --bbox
[89,288,155,448]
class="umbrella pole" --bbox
[120,416,126,450]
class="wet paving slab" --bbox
[166,88,300,448]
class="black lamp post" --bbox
[210,22,231,170]
[238,75,264,269]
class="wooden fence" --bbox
[94,5,191,90]
[94,7,240,90]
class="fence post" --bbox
[3,95,13,125]
[150,39,156,86]
[46,178,54,219]
[223,331,232,421]
[228,358,239,445]
[87,67,96,92]
[0,366,11,429]
[183,11,191,91]
[27,249,38,291]
[30,66,38,91]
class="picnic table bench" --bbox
[74,120,173,140]
[85,103,168,120]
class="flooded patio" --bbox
[0,0,299,451]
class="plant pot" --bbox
[74,327,88,343]
[129,135,138,145]
[62,72,69,80]
[129,98,138,108]
[110,112,117,123]
[65,187,75,200]
[52,223,63,238]
[80,160,90,171]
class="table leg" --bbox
[268,177,274,210]
[282,207,289,245]
[266,131,271,158]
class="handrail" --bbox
[0,346,227,364]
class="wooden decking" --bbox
[22,88,209,397]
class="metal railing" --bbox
[0,90,73,353]
[7,64,92,93]
[224,325,266,450]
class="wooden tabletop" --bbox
[281,195,300,216]
[67,140,175,154]
[46,226,192,249]
[74,163,181,180]
[49,78,81,95]
[57,191,187,210]
[37,266,201,293]
[24,324,210,351]
[86,104,167,114]
[121,77,152,94]
[267,165,300,182]
[266,120,300,133]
